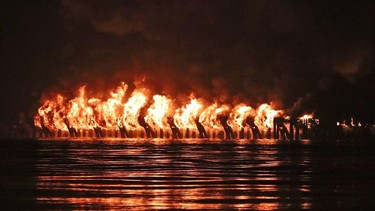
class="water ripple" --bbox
[28,139,375,210]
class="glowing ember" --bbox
[299,114,313,120]
[299,114,314,125]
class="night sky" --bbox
[0,0,374,131]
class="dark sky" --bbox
[0,0,374,126]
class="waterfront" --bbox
[1,139,374,210]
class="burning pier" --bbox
[34,113,323,140]
[33,82,374,140]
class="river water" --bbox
[1,139,374,210]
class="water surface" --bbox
[1,139,374,210]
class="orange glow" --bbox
[173,98,203,129]
[34,82,290,139]
[123,89,149,129]
[199,103,230,131]
[299,114,314,125]
[99,82,127,129]
[228,104,255,129]
[255,103,280,132]
[36,94,67,131]
[145,95,172,130]
[300,114,313,120]
[65,86,96,130]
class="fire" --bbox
[228,104,255,129]
[299,114,314,125]
[173,98,203,129]
[99,83,127,129]
[199,103,230,130]
[34,82,289,139]
[299,114,313,120]
[123,89,149,129]
[145,95,172,130]
[254,103,281,132]
[36,94,67,131]
[65,86,95,130]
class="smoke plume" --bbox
[0,0,373,131]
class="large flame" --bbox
[123,89,149,129]
[36,94,67,131]
[228,104,255,129]
[99,82,127,129]
[65,86,96,130]
[145,95,172,130]
[198,103,229,130]
[173,98,203,129]
[254,103,281,132]
[35,82,291,139]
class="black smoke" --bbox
[0,0,374,135]
[59,0,374,104]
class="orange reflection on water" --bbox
[37,175,292,210]
[37,174,285,210]
[35,140,312,210]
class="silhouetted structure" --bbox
[138,110,155,138]
[245,117,262,139]
[167,117,182,139]
[118,122,129,138]
[93,126,103,138]
[195,118,208,138]
[64,118,78,138]
[219,115,234,139]
[273,117,291,140]
[31,114,375,140]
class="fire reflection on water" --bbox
[35,139,312,210]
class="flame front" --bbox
[174,98,203,129]
[35,82,288,139]
[99,83,127,129]
[198,103,228,130]
[254,103,281,132]
[123,89,148,129]
[145,95,172,130]
[36,94,67,131]
[228,104,255,130]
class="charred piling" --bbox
[167,117,182,139]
